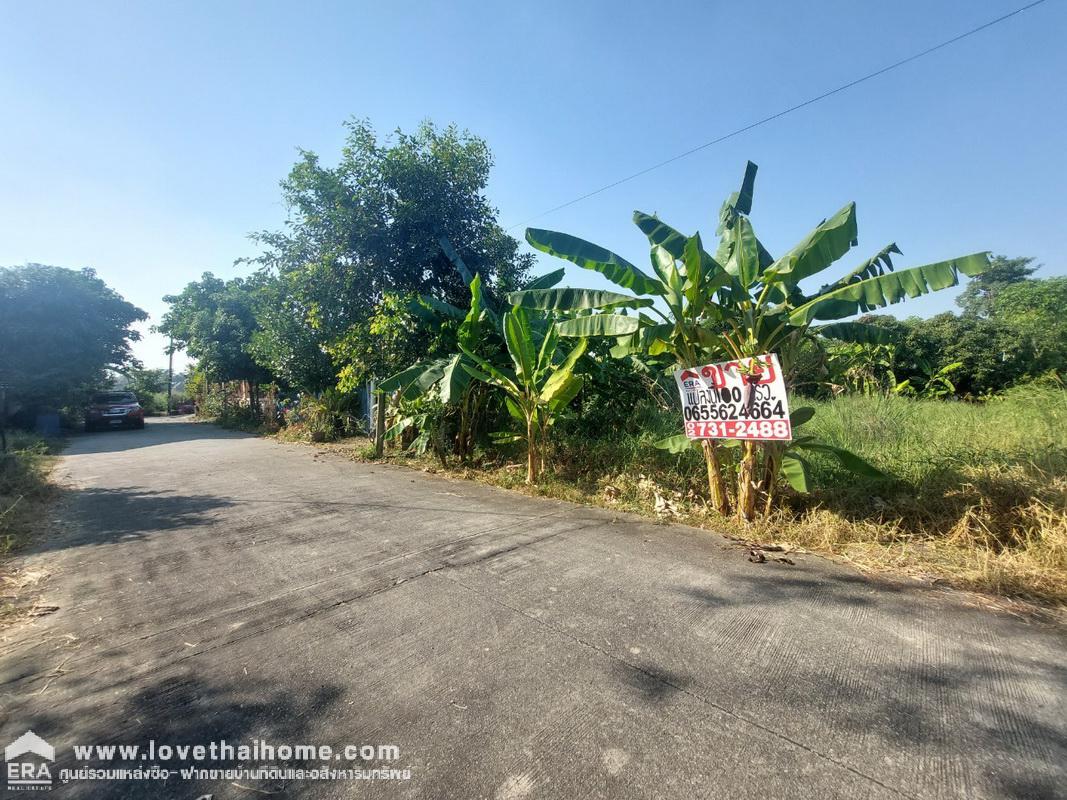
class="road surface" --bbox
[1,418,1064,799]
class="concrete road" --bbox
[1,418,1063,799]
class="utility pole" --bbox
[166,336,174,415]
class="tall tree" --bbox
[158,273,270,386]
[991,277,1067,377]
[957,255,1038,317]
[0,265,146,417]
[249,119,532,383]
[247,272,336,392]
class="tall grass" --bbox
[787,387,1067,602]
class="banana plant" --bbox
[513,162,991,519]
[380,238,565,462]
[459,308,586,484]
[916,359,964,399]
[510,228,737,511]
[826,342,899,396]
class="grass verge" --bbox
[0,430,61,625]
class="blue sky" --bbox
[2,0,1064,370]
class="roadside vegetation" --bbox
[0,265,144,620]
[0,431,60,622]
[303,386,1064,609]
[2,116,1062,613]
[150,119,1065,610]
[0,264,149,430]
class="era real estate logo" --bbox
[5,730,55,790]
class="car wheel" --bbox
[85,422,95,433]
[134,419,145,430]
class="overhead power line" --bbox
[507,0,1051,231]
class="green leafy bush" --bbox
[281,389,363,442]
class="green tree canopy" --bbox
[158,273,270,385]
[246,272,336,392]
[956,254,1038,317]
[897,313,1026,397]
[0,264,146,411]
[991,276,1067,378]
[249,119,532,382]
[123,367,168,397]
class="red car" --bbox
[85,392,145,431]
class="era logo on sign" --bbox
[5,730,54,791]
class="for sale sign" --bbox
[674,354,792,441]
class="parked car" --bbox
[85,392,145,431]
[175,400,195,415]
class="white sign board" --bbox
[674,354,792,441]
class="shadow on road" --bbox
[10,666,348,799]
[21,485,235,555]
[664,570,1067,800]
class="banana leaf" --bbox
[438,236,474,285]
[556,314,641,337]
[717,160,758,233]
[438,354,472,405]
[458,344,520,394]
[725,217,760,288]
[379,358,450,400]
[682,233,730,304]
[823,243,902,291]
[544,373,584,412]
[792,440,885,478]
[650,246,683,309]
[541,340,587,404]
[489,431,525,444]
[507,287,653,311]
[815,321,893,345]
[503,309,536,384]
[766,203,857,285]
[525,228,664,296]
[779,453,811,492]
[504,397,525,422]
[789,407,816,428]
[522,267,566,291]
[654,434,695,454]
[422,296,466,321]
[633,211,688,259]
[457,274,486,350]
[788,252,991,324]
[406,296,440,323]
[535,320,560,381]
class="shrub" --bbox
[280,389,364,442]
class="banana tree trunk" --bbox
[457,390,471,463]
[526,415,538,485]
[761,444,782,517]
[736,441,759,521]
[701,440,729,515]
